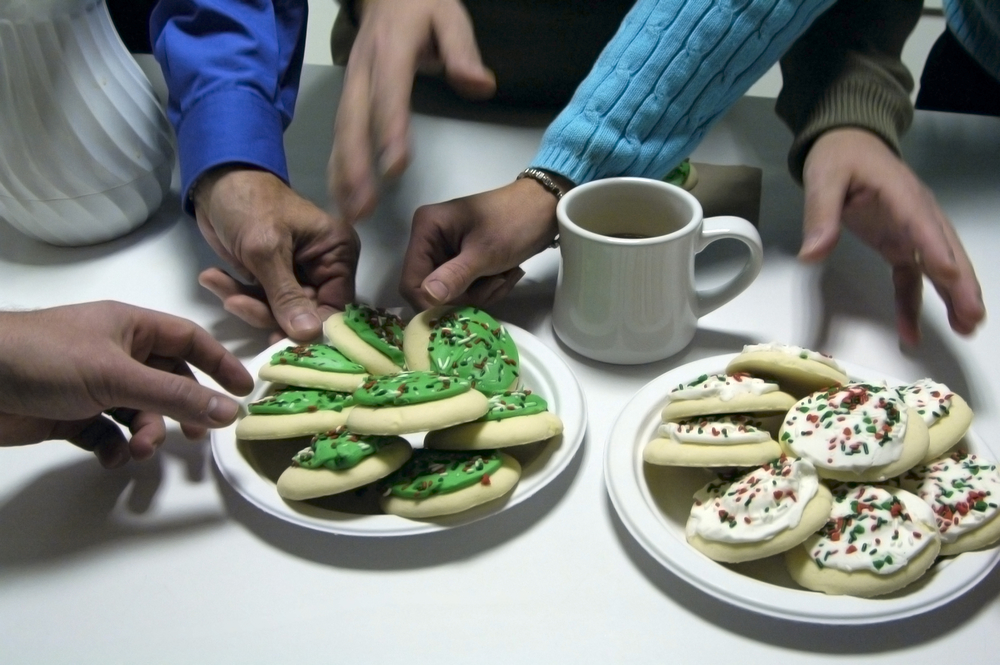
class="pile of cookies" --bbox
[236,304,563,520]
[643,343,1000,598]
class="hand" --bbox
[0,302,254,468]
[193,168,361,343]
[800,128,985,345]
[399,178,562,310]
[330,0,496,220]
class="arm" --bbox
[0,302,254,468]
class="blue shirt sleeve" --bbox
[531,0,836,184]
[151,0,308,214]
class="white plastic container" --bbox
[0,0,174,246]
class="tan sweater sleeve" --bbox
[776,0,923,183]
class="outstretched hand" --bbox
[399,178,561,310]
[799,128,985,344]
[330,0,496,220]
[0,302,254,468]
[193,168,360,343]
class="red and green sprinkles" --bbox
[901,451,1000,541]
[425,307,519,395]
[896,378,954,426]
[807,484,933,574]
[269,343,365,373]
[383,450,503,499]
[353,370,470,407]
[343,303,406,366]
[481,390,548,422]
[248,388,353,415]
[293,426,391,471]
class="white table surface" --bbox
[2,63,1000,664]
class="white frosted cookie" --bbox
[896,379,974,463]
[785,484,941,597]
[346,370,489,435]
[685,456,833,563]
[276,428,412,501]
[380,450,521,518]
[900,451,1000,556]
[779,383,929,482]
[323,304,406,376]
[725,342,848,397]
[236,388,354,440]
[424,390,562,450]
[660,372,796,422]
[644,414,783,467]
[257,343,368,392]
[402,305,520,395]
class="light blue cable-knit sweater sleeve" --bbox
[532,0,837,184]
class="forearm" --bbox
[531,0,836,184]
[777,0,921,182]
[151,0,309,213]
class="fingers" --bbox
[198,268,280,330]
[431,4,497,100]
[238,243,324,342]
[68,416,131,469]
[800,166,848,262]
[331,57,379,220]
[892,264,924,346]
[465,268,526,307]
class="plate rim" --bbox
[604,352,1000,624]
[212,322,587,537]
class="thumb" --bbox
[421,251,493,306]
[432,6,496,100]
[800,171,848,262]
[251,252,322,341]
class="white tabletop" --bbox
[2,63,1000,664]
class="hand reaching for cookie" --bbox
[799,128,985,345]
[399,177,563,311]
[0,302,254,468]
[193,167,361,343]
[329,0,496,221]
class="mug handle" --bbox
[694,216,764,317]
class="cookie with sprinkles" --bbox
[346,370,489,435]
[323,304,406,376]
[424,390,563,450]
[644,414,784,467]
[257,343,368,392]
[685,456,833,563]
[900,451,1000,556]
[779,383,929,482]
[379,449,521,518]
[660,373,796,422]
[896,379,973,463]
[402,305,520,395]
[785,484,941,597]
[725,343,848,397]
[236,387,355,440]
[276,427,412,501]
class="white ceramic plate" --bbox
[213,323,586,536]
[605,353,1000,624]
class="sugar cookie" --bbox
[685,456,832,562]
[276,427,412,501]
[660,372,796,422]
[896,379,974,463]
[257,343,367,392]
[900,451,1000,556]
[346,370,489,435]
[644,414,783,467]
[380,449,521,518]
[779,383,929,482]
[324,304,406,375]
[725,343,848,397]
[403,305,520,395]
[424,390,563,450]
[785,484,941,597]
[236,388,354,440]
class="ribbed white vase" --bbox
[0,0,174,246]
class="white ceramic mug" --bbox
[552,177,763,364]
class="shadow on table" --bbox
[607,494,1000,653]
[0,434,222,569]
[213,431,585,570]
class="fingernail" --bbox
[800,234,821,256]
[291,312,320,336]
[206,396,239,425]
[424,280,450,304]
